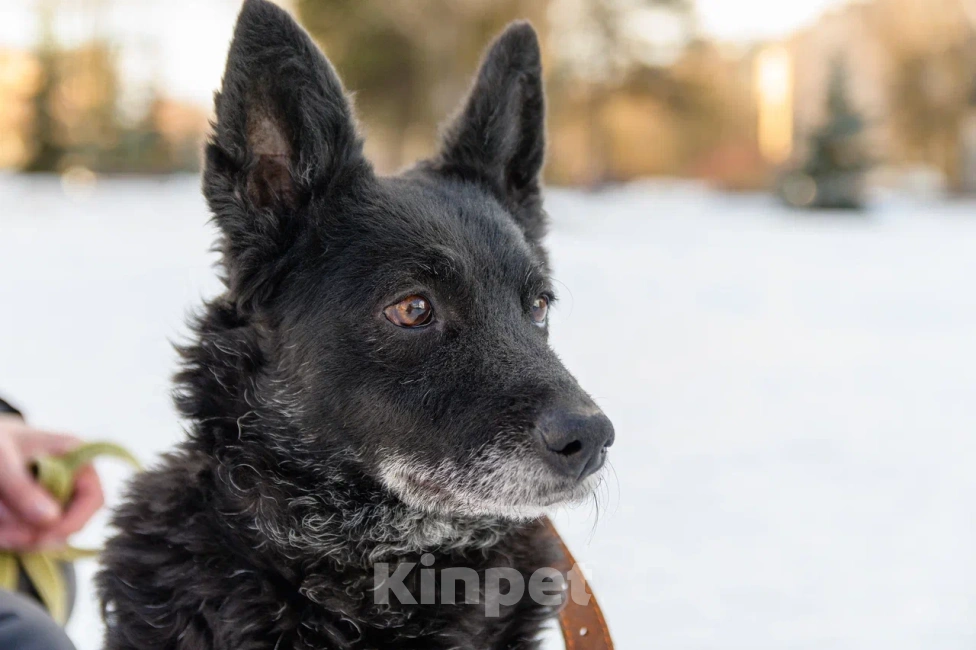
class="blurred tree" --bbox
[888,48,970,189]
[20,0,202,175]
[295,0,420,170]
[548,0,698,186]
[23,0,65,173]
[296,0,723,184]
[780,60,869,209]
[667,40,752,170]
[873,0,972,191]
[296,0,547,172]
[57,40,124,170]
[93,89,176,174]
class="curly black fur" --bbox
[96,2,612,648]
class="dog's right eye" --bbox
[384,295,434,328]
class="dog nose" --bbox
[537,407,615,481]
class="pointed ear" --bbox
[428,22,547,243]
[204,0,367,310]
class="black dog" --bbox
[97,1,614,648]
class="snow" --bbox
[2,175,975,649]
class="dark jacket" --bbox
[0,397,21,418]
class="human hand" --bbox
[0,414,104,550]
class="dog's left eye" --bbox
[384,295,434,328]
[530,295,549,327]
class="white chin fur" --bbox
[379,448,603,521]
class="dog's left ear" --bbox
[428,22,547,243]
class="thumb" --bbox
[0,437,60,526]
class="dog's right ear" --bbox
[204,0,367,311]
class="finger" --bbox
[0,502,40,549]
[0,500,17,522]
[0,524,36,550]
[16,430,82,458]
[0,436,60,526]
[47,464,104,538]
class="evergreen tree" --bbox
[780,59,870,210]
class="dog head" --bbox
[203,0,614,520]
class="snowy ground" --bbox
[2,175,976,650]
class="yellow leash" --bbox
[0,442,139,624]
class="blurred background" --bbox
[2,1,976,649]
[3,0,976,194]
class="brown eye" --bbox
[530,295,549,327]
[384,295,433,328]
